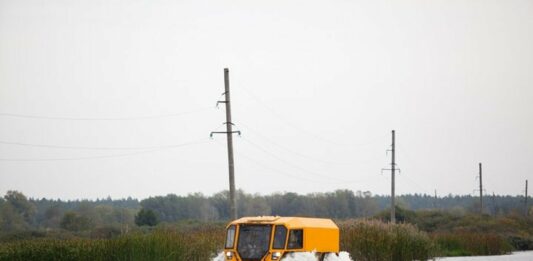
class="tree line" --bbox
[0,189,530,236]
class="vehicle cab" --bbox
[223,216,339,261]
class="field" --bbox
[0,226,223,261]
[0,218,522,261]
[2,190,531,260]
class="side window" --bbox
[273,225,287,249]
[287,229,303,249]
[225,225,236,249]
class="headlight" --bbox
[272,252,282,260]
[225,251,234,260]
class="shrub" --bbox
[433,232,513,256]
[134,209,158,227]
[60,212,92,232]
[339,220,436,261]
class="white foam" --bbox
[282,251,320,261]
[211,251,354,261]
[324,252,353,261]
[212,251,225,261]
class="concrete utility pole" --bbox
[391,130,396,224]
[491,192,497,216]
[381,130,398,223]
[224,68,237,220]
[434,189,438,209]
[479,163,483,214]
[210,68,240,220]
[526,180,529,217]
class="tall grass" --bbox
[0,220,518,260]
[339,220,436,261]
[433,232,513,256]
[0,227,224,261]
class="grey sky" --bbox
[0,0,532,200]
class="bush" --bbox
[0,231,46,242]
[433,232,513,256]
[60,212,92,232]
[134,209,158,227]
[508,236,533,251]
[339,220,436,261]
[90,226,122,239]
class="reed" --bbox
[432,231,513,256]
[339,220,436,261]
[0,227,224,261]
[0,220,517,260]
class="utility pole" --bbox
[479,163,483,214]
[391,130,396,224]
[210,68,240,220]
[491,192,496,216]
[526,180,529,217]
[381,130,398,224]
[434,189,437,209]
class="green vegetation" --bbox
[0,190,532,260]
[0,227,223,261]
[433,232,512,256]
[60,211,92,231]
[134,209,158,227]
[375,207,533,255]
[0,216,530,260]
[340,218,516,260]
[0,221,438,261]
[340,220,436,261]
[1,190,531,230]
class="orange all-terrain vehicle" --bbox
[222,216,339,261]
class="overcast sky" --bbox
[0,0,532,200]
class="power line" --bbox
[241,137,376,183]
[238,122,383,166]
[0,107,212,121]
[394,143,433,195]
[228,142,377,185]
[400,174,433,195]
[241,137,347,182]
[239,122,325,160]
[0,140,208,162]
[237,151,336,184]
[0,139,207,151]
[241,88,387,147]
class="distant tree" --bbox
[60,211,92,231]
[43,204,63,228]
[135,208,158,226]
[140,195,180,222]
[112,208,135,226]
[0,191,36,231]
[1,189,530,229]
[211,191,230,220]
[239,193,271,217]
[0,203,28,232]
[76,201,100,225]
[4,191,36,224]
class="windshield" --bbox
[237,224,272,260]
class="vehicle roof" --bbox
[228,216,338,229]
